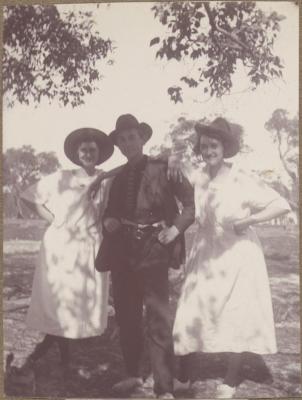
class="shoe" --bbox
[173,378,191,391]
[142,374,154,388]
[157,393,174,399]
[216,383,236,398]
[131,385,156,398]
[112,376,143,394]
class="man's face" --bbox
[116,128,144,160]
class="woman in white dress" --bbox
[21,128,115,371]
[172,118,291,397]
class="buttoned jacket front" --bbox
[95,156,195,272]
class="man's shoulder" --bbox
[146,156,167,171]
[111,164,128,180]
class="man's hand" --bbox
[158,225,180,245]
[103,217,121,233]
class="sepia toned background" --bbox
[2,1,300,398]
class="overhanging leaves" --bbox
[151,1,285,103]
[3,5,113,107]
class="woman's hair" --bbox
[77,135,98,146]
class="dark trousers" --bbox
[111,264,174,395]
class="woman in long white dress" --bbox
[21,128,115,371]
[172,118,291,398]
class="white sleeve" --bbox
[20,171,61,206]
[243,173,291,212]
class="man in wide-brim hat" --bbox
[95,114,195,398]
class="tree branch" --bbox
[276,130,297,183]
[203,2,252,54]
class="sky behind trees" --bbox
[3,1,298,182]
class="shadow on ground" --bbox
[3,220,301,398]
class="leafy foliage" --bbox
[151,1,285,102]
[150,116,248,176]
[4,145,60,191]
[265,109,298,181]
[3,5,113,107]
[265,109,298,210]
[3,146,60,217]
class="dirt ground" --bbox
[3,219,301,398]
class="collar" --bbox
[126,154,148,171]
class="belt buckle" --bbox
[134,227,144,240]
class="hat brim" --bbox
[109,122,153,145]
[64,128,114,166]
[194,123,240,158]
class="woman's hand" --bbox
[44,214,55,224]
[103,217,121,233]
[158,225,180,244]
[30,203,54,224]
[167,154,183,183]
[233,217,252,235]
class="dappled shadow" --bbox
[172,171,285,357]
[3,160,301,397]
[4,316,123,397]
[3,221,302,397]
[22,170,111,340]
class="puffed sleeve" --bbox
[20,171,61,206]
[242,173,291,213]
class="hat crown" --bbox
[116,114,140,131]
[64,127,113,166]
[194,117,239,158]
[210,117,232,134]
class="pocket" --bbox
[138,231,171,269]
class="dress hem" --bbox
[25,325,107,339]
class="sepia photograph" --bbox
[2,1,300,398]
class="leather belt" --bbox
[121,218,165,240]
[121,218,165,229]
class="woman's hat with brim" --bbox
[194,117,240,158]
[110,114,153,145]
[64,128,114,166]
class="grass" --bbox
[3,219,301,398]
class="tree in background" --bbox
[149,117,205,168]
[264,109,298,213]
[150,1,285,103]
[3,5,113,107]
[3,146,60,218]
[150,116,249,178]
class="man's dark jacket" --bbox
[95,156,195,271]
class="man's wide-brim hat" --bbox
[194,117,240,158]
[110,114,153,145]
[64,128,114,166]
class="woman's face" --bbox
[77,141,100,168]
[199,135,224,167]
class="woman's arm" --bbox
[88,164,126,199]
[167,152,184,182]
[99,164,125,180]
[21,198,54,223]
[233,198,290,234]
